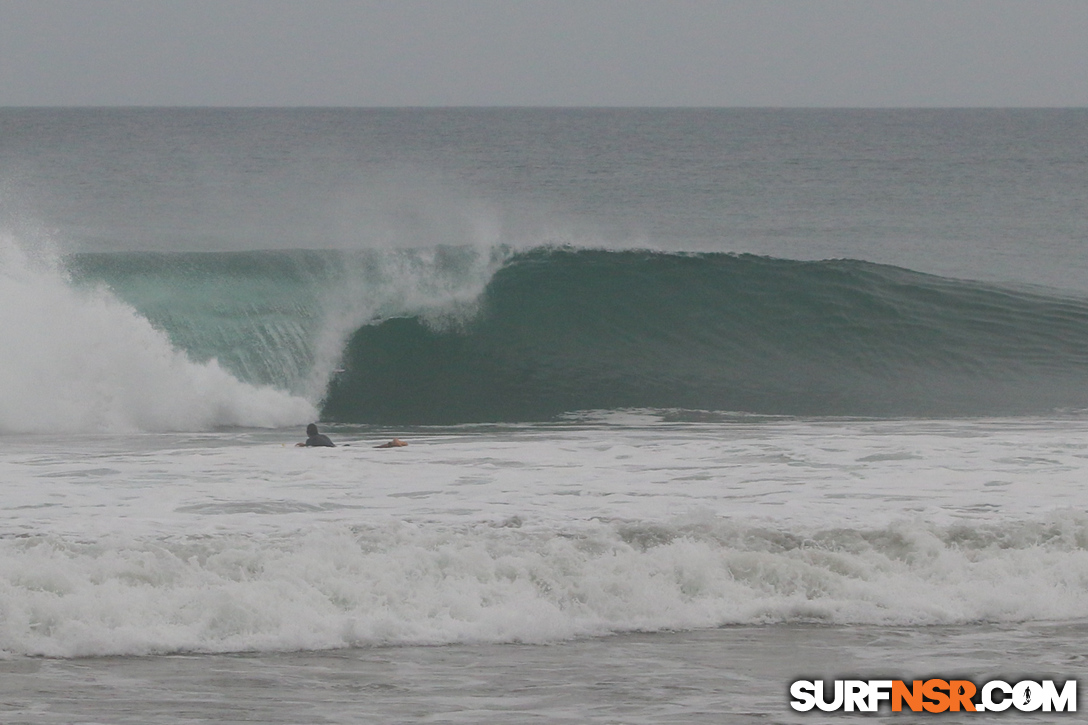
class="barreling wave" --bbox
[59,246,1088,427]
[66,245,502,403]
[326,248,1088,422]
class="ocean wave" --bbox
[326,248,1088,422]
[55,245,1088,428]
[0,236,315,433]
[3,513,1087,657]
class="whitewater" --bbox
[1,108,1087,723]
[5,415,1088,659]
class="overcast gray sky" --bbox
[1,0,1086,107]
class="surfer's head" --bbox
[306,423,319,437]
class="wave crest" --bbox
[326,248,1088,422]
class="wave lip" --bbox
[325,248,1088,423]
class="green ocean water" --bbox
[4,108,1088,724]
[2,107,1084,425]
[66,246,1088,423]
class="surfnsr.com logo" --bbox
[789,679,1077,713]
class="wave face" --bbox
[66,246,500,406]
[62,246,1088,427]
[325,248,1088,422]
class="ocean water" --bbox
[2,108,1088,722]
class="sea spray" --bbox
[0,234,315,433]
[67,245,510,405]
[301,245,510,402]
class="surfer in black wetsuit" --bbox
[297,423,335,447]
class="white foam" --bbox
[2,418,1088,657]
[3,514,1087,658]
[0,234,315,433]
[303,245,508,401]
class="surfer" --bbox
[376,438,408,448]
[297,423,335,447]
